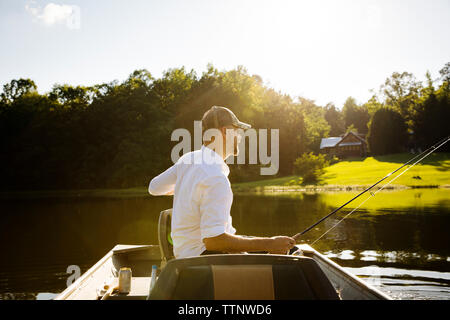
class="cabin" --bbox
[320,132,367,158]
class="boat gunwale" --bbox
[55,244,392,300]
[54,247,115,300]
[297,244,392,300]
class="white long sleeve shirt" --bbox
[148,145,236,258]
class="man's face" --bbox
[222,125,243,157]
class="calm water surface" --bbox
[0,189,449,300]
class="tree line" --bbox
[0,63,448,190]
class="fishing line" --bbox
[292,135,450,242]
[309,135,450,245]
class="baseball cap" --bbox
[202,106,252,131]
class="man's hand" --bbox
[267,236,296,254]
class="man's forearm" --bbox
[203,232,271,253]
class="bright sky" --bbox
[1,0,449,107]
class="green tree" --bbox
[48,84,95,110]
[439,62,450,92]
[298,98,330,152]
[412,76,450,152]
[367,108,408,155]
[0,79,37,104]
[363,95,384,117]
[379,72,421,128]
[342,97,370,134]
[324,103,345,136]
[261,90,307,176]
[293,152,330,184]
[2,63,446,191]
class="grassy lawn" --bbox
[233,152,450,191]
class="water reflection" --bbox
[0,189,449,299]
[233,190,450,266]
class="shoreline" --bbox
[232,184,450,194]
[1,153,447,200]
[0,184,449,200]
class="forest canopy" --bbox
[0,63,448,190]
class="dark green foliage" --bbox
[367,108,408,155]
[0,62,448,190]
[298,98,330,153]
[324,103,345,136]
[412,89,450,152]
[380,72,421,124]
[0,78,37,103]
[0,67,317,190]
[342,97,370,134]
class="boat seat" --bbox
[149,254,340,300]
[158,209,175,266]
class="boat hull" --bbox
[55,244,391,300]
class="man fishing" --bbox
[148,106,296,259]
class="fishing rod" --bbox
[292,135,450,241]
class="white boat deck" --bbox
[56,245,157,300]
[55,244,391,300]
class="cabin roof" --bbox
[320,137,342,149]
[320,132,366,149]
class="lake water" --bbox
[0,188,449,300]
